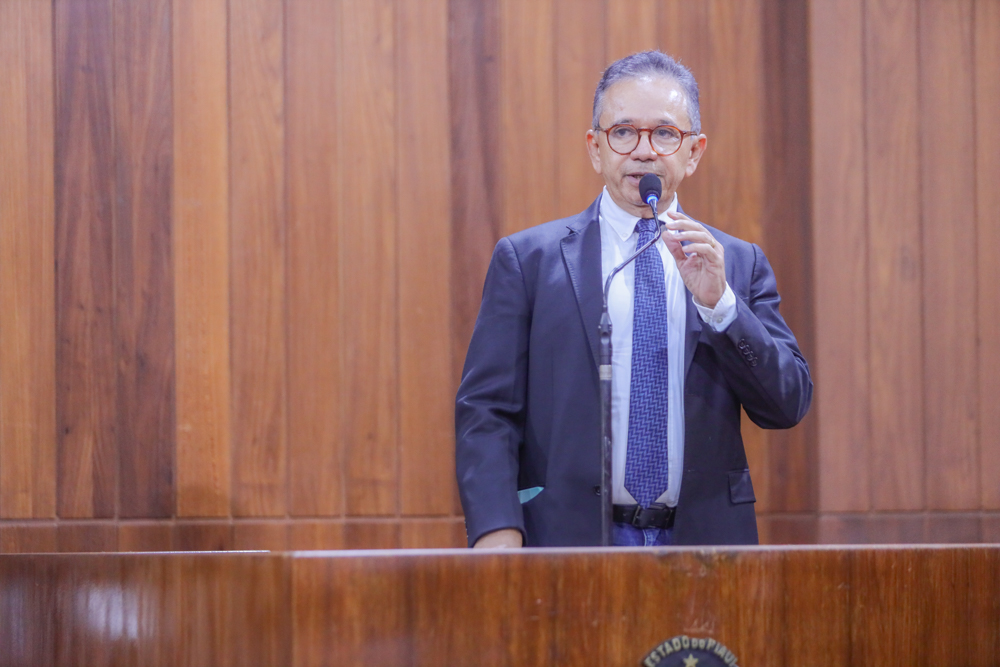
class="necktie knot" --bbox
[636,218,658,235]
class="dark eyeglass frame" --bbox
[595,123,699,157]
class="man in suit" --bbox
[455,51,812,548]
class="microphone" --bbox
[639,173,661,213]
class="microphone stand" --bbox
[599,196,660,546]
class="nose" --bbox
[631,129,657,159]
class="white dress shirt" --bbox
[599,189,737,507]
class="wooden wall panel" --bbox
[118,522,174,552]
[113,0,176,519]
[233,522,288,551]
[0,524,58,553]
[4,0,998,548]
[229,0,287,517]
[449,0,502,399]
[54,0,118,519]
[606,0,658,63]
[919,0,978,510]
[0,0,56,519]
[397,0,456,516]
[810,0,870,512]
[758,0,815,513]
[865,0,924,511]
[57,522,118,552]
[554,0,605,217]
[339,0,399,517]
[173,0,232,518]
[285,0,342,518]
[976,0,1000,510]
[500,0,557,236]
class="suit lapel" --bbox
[676,203,703,379]
[683,288,702,379]
[561,197,603,368]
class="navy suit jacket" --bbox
[455,196,812,547]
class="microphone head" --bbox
[639,173,662,206]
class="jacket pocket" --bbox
[728,469,756,504]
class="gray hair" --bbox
[592,50,701,134]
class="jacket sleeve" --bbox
[701,243,813,429]
[455,238,531,546]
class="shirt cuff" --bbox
[695,283,737,332]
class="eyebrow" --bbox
[610,118,679,127]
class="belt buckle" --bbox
[632,504,668,529]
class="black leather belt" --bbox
[613,503,676,530]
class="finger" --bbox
[663,233,689,263]
[677,242,724,261]
[664,217,708,234]
[669,230,718,246]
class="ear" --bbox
[684,134,708,177]
[586,129,603,175]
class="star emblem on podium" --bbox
[683,655,699,667]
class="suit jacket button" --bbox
[738,339,747,350]
[593,485,601,496]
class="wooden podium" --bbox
[2,546,998,666]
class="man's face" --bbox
[586,75,707,218]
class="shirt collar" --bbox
[599,186,679,241]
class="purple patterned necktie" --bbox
[624,218,670,507]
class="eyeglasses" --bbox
[595,124,697,157]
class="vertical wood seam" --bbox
[970,0,981,511]
[281,0,290,521]
[111,0,120,520]
[393,0,402,520]
[336,0,347,520]
[226,0,234,520]
[861,0,873,512]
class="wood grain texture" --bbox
[0,0,57,519]
[784,549,850,665]
[2,548,1000,665]
[233,521,287,551]
[229,0,287,517]
[0,523,57,553]
[0,556,57,664]
[339,0,400,517]
[113,0,176,519]
[554,0,605,217]
[173,0,232,518]
[343,521,400,550]
[287,520,345,550]
[54,0,118,519]
[117,523,174,552]
[759,0,815,514]
[449,0,502,422]
[285,0,342,518]
[976,0,1000,510]
[175,554,291,667]
[605,0,658,62]
[396,0,455,517]
[919,0,978,511]
[399,518,466,548]
[57,522,117,552]
[175,522,232,552]
[810,0,870,512]
[500,0,557,236]
[865,0,924,511]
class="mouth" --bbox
[625,172,659,187]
